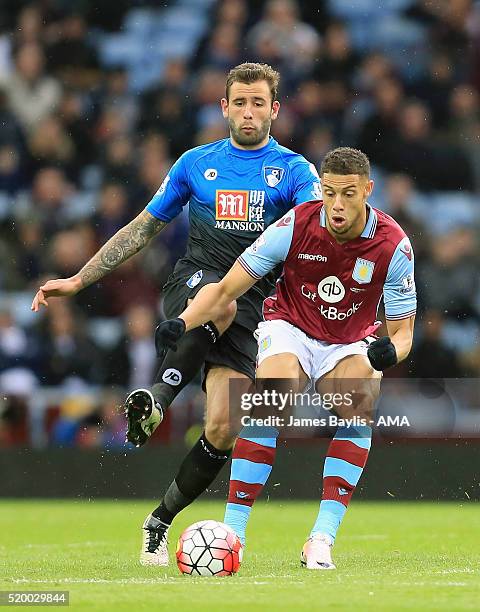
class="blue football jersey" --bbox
[146,137,321,277]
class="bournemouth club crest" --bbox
[264,166,285,187]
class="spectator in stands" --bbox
[99,135,137,194]
[0,308,29,373]
[194,67,228,131]
[409,310,464,378]
[247,0,321,79]
[36,300,104,386]
[139,86,192,158]
[416,227,480,322]
[301,124,334,169]
[101,257,159,317]
[387,100,474,191]
[313,21,358,85]
[13,5,44,48]
[104,304,157,390]
[45,13,100,88]
[46,225,109,317]
[125,132,172,207]
[94,182,131,242]
[1,43,61,134]
[27,115,77,181]
[13,218,45,283]
[97,67,138,135]
[446,85,480,191]
[16,167,75,238]
[356,77,405,166]
[0,144,26,195]
[412,52,455,128]
[0,88,25,150]
[57,89,95,171]
[214,0,249,30]
[97,389,126,447]
[381,174,429,261]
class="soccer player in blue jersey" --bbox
[31,63,321,566]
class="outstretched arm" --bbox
[179,262,257,331]
[31,209,167,311]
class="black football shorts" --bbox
[162,262,257,381]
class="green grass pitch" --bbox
[0,500,479,610]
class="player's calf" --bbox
[124,308,233,449]
[123,318,221,447]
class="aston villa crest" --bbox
[352,258,375,284]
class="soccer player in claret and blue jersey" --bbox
[161,147,416,570]
[31,63,321,565]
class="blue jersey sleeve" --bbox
[145,153,191,222]
[383,237,417,320]
[237,209,295,279]
[290,159,322,205]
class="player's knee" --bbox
[205,420,235,450]
[212,300,237,334]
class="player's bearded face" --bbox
[228,115,272,146]
[221,80,280,149]
[321,173,374,242]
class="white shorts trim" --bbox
[255,319,373,380]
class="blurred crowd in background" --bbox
[1,0,480,447]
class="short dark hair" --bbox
[226,62,280,104]
[321,147,370,177]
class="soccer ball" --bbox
[176,520,243,576]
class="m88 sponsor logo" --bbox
[215,190,266,231]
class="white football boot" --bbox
[140,514,170,566]
[300,533,336,570]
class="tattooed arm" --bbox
[31,210,167,311]
[78,210,166,287]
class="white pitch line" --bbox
[11,577,305,586]
[347,535,388,540]
[23,541,110,549]
[434,569,477,575]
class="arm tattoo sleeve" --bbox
[79,210,167,288]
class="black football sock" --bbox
[152,432,231,524]
[151,322,219,411]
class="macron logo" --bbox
[298,253,327,262]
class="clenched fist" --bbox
[367,336,398,371]
[154,318,187,359]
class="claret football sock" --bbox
[152,431,231,524]
[310,425,372,542]
[151,322,219,411]
[224,430,278,545]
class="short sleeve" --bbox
[384,236,417,320]
[146,153,191,222]
[290,159,322,205]
[237,209,295,279]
